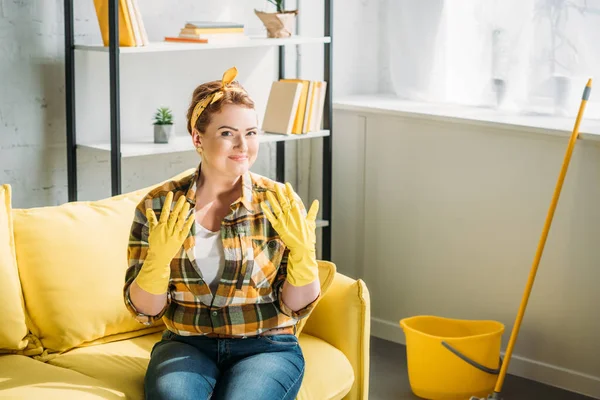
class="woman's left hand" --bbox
[260,183,319,286]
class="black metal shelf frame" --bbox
[63,0,333,260]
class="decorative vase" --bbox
[254,9,297,38]
[154,124,174,144]
[552,75,571,116]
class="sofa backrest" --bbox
[0,185,29,352]
[10,169,195,354]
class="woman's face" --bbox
[192,104,259,178]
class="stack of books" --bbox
[165,21,249,44]
[93,0,148,47]
[262,79,328,135]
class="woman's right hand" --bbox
[134,192,194,295]
[146,191,195,263]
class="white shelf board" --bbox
[77,130,329,158]
[75,36,331,53]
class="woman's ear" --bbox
[192,129,202,148]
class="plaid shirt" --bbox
[124,164,318,337]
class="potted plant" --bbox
[153,106,174,143]
[255,0,297,38]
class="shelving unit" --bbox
[63,1,333,259]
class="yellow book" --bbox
[302,81,314,133]
[280,79,310,134]
[93,0,137,47]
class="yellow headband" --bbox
[190,66,246,133]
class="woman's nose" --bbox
[235,136,248,151]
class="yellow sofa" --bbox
[0,170,371,400]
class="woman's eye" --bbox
[221,131,233,137]
[247,131,257,136]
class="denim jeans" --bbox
[144,330,305,400]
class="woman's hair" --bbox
[186,80,255,135]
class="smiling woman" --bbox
[123,67,321,400]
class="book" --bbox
[302,81,314,133]
[262,81,303,135]
[185,21,244,29]
[311,81,327,131]
[93,0,137,47]
[164,37,208,44]
[279,79,311,134]
[125,0,142,45]
[177,33,249,43]
[131,0,149,45]
[165,21,248,44]
[180,28,245,36]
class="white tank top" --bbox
[193,221,225,295]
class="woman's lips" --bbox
[229,155,248,161]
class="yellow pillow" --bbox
[0,185,29,351]
[12,169,195,353]
[294,260,336,336]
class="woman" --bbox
[123,66,321,400]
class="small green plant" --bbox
[153,107,173,125]
[267,0,285,13]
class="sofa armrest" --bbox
[302,272,370,400]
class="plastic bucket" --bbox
[399,315,505,400]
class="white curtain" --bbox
[387,0,600,118]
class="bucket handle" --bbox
[441,341,503,375]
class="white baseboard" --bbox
[372,317,600,399]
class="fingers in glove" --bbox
[179,213,195,240]
[275,184,290,212]
[306,199,319,222]
[146,208,158,229]
[266,190,283,218]
[260,202,278,227]
[176,201,191,232]
[168,195,187,233]
[284,182,298,209]
[159,191,174,224]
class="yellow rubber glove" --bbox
[134,192,195,295]
[260,183,319,287]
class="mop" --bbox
[471,78,593,400]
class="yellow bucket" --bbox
[399,315,505,400]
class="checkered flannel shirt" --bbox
[124,164,319,336]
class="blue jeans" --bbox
[144,330,305,400]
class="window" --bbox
[387,0,600,118]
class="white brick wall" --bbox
[0,0,381,208]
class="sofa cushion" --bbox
[294,260,336,336]
[0,354,125,399]
[297,334,355,400]
[48,331,354,400]
[48,332,159,399]
[0,185,28,351]
[12,190,162,353]
[11,169,195,354]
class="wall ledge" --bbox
[334,95,600,142]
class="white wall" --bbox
[332,107,600,397]
[0,0,381,208]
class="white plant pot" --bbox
[154,124,174,143]
[254,9,297,38]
